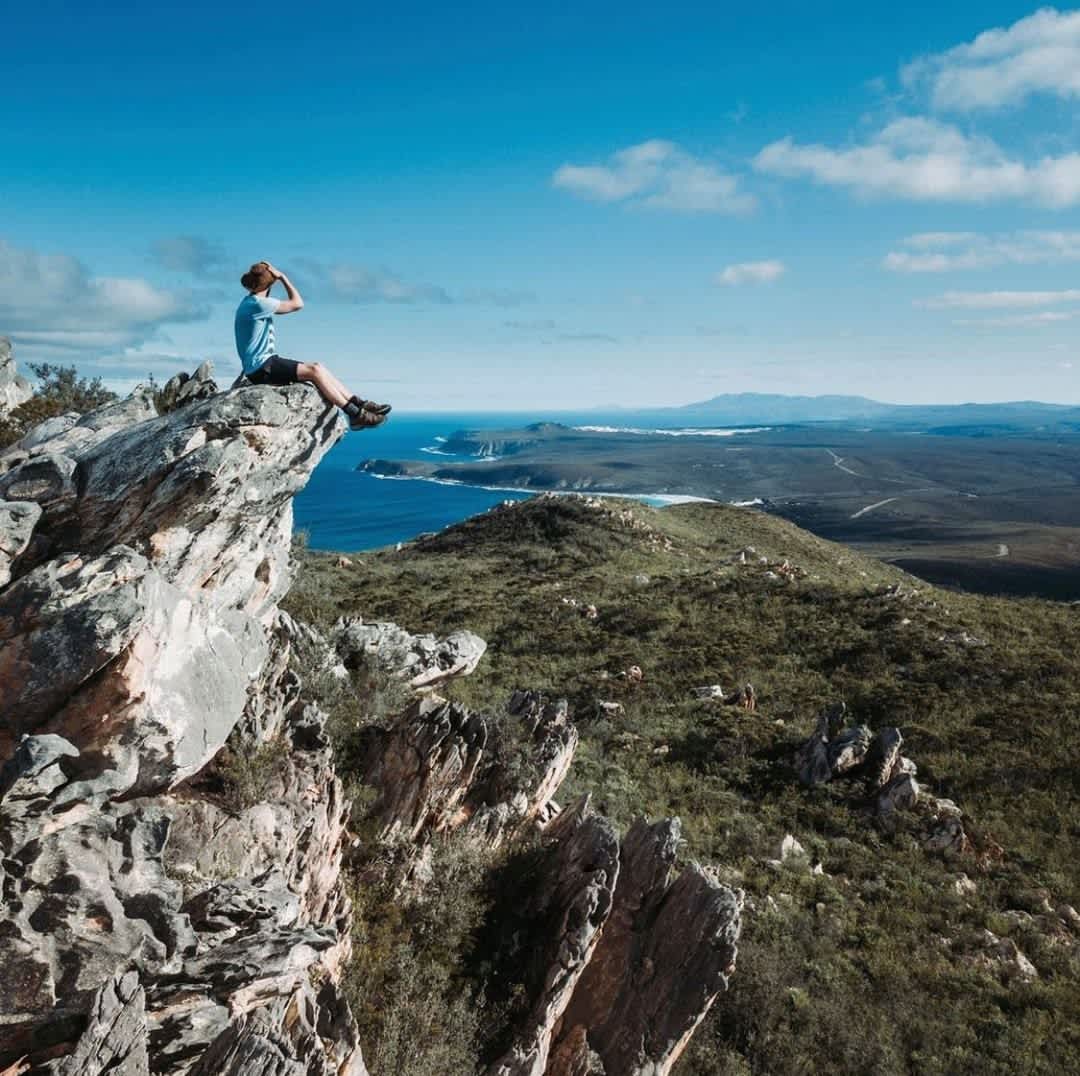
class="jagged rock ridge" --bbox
[0,373,365,1073]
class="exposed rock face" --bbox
[156,361,218,413]
[0,385,341,776]
[0,383,365,1073]
[363,694,489,842]
[0,499,39,587]
[487,808,743,1076]
[333,614,487,689]
[361,689,579,849]
[0,337,32,413]
[487,800,621,1076]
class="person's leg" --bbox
[296,362,348,408]
[298,362,392,416]
[296,361,387,429]
[320,366,354,403]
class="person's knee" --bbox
[297,362,323,381]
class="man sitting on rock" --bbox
[235,261,391,430]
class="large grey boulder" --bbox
[0,381,362,1074]
[333,615,487,689]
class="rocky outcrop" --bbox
[0,381,364,1073]
[794,704,971,854]
[361,689,577,848]
[333,615,487,689]
[487,807,743,1076]
[0,337,32,413]
[156,361,218,413]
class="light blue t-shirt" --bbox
[234,295,281,375]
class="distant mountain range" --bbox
[665,393,1080,430]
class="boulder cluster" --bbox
[794,702,969,854]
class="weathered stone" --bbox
[551,819,743,1076]
[0,453,77,505]
[487,800,620,1076]
[865,726,904,789]
[878,772,920,816]
[332,615,487,689]
[363,695,488,841]
[157,361,218,414]
[0,499,40,587]
[0,382,359,1074]
[0,337,32,413]
[0,546,266,790]
[41,971,149,1076]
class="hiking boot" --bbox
[349,408,387,431]
[352,396,392,417]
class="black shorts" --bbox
[248,355,300,386]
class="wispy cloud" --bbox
[558,332,620,343]
[297,260,531,306]
[553,139,756,214]
[919,289,1080,310]
[953,311,1075,327]
[151,235,226,274]
[0,239,208,357]
[504,319,558,331]
[716,259,786,285]
[902,7,1080,112]
[459,287,535,307]
[320,263,452,304]
[755,117,1080,207]
[884,230,1080,272]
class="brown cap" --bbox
[241,261,275,292]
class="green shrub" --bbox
[0,362,118,448]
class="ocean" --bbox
[292,411,736,551]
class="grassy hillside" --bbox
[285,495,1080,1075]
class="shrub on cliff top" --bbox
[0,362,117,447]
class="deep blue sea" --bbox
[293,410,726,551]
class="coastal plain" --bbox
[360,421,1080,600]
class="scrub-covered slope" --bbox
[289,494,1080,1076]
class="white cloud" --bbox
[151,235,225,274]
[311,262,452,304]
[755,117,1080,206]
[919,289,1080,309]
[884,229,1080,271]
[553,140,756,214]
[902,7,1080,112]
[717,260,786,285]
[297,260,533,307]
[953,311,1074,326]
[0,239,207,356]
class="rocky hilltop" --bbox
[0,362,743,1075]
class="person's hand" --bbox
[264,262,282,280]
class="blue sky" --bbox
[5,1,1080,409]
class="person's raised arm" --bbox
[267,263,304,314]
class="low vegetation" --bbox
[0,363,117,448]
[285,495,1080,1075]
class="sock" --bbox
[343,400,361,418]
[349,394,366,408]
